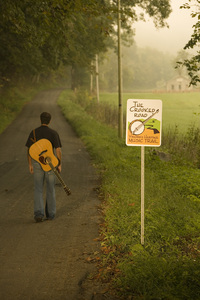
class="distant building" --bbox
[166,76,192,92]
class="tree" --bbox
[0,0,112,88]
[99,45,176,91]
[0,0,62,85]
[177,0,200,85]
[0,0,172,89]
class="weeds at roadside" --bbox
[0,84,56,134]
[58,90,200,299]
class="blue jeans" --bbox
[33,161,56,219]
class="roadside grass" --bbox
[0,87,33,134]
[0,83,68,134]
[58,90,200,299]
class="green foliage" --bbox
[0,83,62,134]
[0,86,34,133]
[58,89,200,299]
[117,255,200,299]
[114,0,171,27]
[162,124,200,166]
[0,0,172,89]
[177,1,200,85]
[0,0,113,87]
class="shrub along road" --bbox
[0,90,115,300]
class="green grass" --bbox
[100,92,200,133]
[58,90,200,299]
[0,89,34,134]
[0,83,67,134]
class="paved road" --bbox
[0,90,104,300]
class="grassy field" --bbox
[58,90,200,300]
[99,92,200,133]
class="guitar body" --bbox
[29,139,58,172]
[29,139,71,195]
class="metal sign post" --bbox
[126,99,162,245]
[141,146,145,245]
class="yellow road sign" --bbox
[126,99,162,147]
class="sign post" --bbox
[141,146,145,245]
[126,99,162,245]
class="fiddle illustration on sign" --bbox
[126,99,162,147]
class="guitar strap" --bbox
[30,129,37,143]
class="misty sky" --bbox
[134,0,196,54]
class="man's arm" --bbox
[27,149,34,174]
[56,147,62,173]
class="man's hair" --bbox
[40,112,51,125]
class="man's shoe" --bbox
[46,217,55,221]
[34,216,44,223]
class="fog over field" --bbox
[134,0,196,54]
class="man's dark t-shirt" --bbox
[26,125,62,149]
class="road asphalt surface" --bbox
[0,90,117,300]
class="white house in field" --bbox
[166,76,192,92]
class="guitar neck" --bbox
[143,109,159,125]
[48,161,71,196]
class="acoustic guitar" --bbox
[29,139,71,196]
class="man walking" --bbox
[26,112,62,222]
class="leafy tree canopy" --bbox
[177,0,200,85]
[0,0,172,88]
